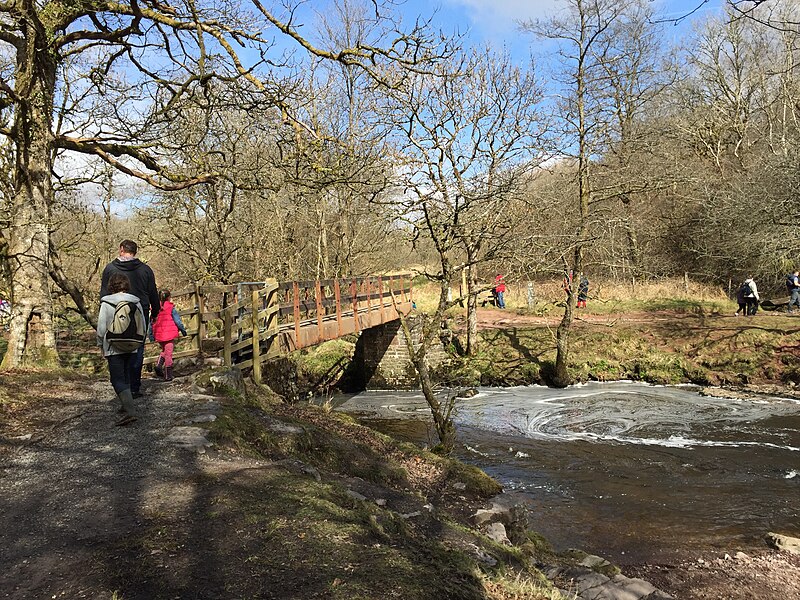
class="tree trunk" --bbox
[553,275,575,387]
[399,283,457,454]
[621,194,640,280]
[554,6,591,389]
[1,30,59,369]
[49,241,97,330]
[3,187,58,368]
[465,265,479,356]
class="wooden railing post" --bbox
[236,283,244,342]
[334,279,342,338]
[251,289,262,384]
[352,279,359,332]
[194,281,205,356]
[293,281,301,348]
[265,279,278,358]
[315,280,324,344]
[378,276,385,324]
[365,277,372,328]
[223,307,232,367]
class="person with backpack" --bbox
[734,281,748,317]
[577,275,589,308]
[97,273,146,426]
[151,290,187,381]
[100,240,159,398]
[735,276,760,316]
[786,270,800,314]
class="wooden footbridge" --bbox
[143,274,413,384]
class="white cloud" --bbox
[443,0,722,41]
[445,0,566,33]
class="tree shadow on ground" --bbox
[0,376,491,600]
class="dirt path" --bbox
[475,307,733,328]
[0,375,227,599]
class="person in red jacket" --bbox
[151,290,187,381]
[493,274,507,309]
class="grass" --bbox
[195,386,561,599]
[482,572,577,600]
[433,299,800,387]
[409,276,733,314]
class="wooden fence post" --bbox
[194,281,205,356]
[378,276,385,324]
[335,279,342,338]
[223,307,232,367]
[315,280,324,344]
[293,281,301,349]
[236,283,244,342]
[265,279,278,357]
[366,277,372,328]
[352,279,359,333]
[251,289,261,384]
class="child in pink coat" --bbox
[151,290,187,381]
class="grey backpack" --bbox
[103,299,145,352]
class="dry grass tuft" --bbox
[482,572,576,600]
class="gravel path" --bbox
[0,377,220,599]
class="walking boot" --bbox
[154,356,165,378]
[164,366,174,382]
[115,389,138,426]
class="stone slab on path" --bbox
[549,565,674,600]
[164,426,213,452]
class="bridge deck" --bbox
[143,274,413,385]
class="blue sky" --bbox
[393,0,724,58]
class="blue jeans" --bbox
[130,344,145,393]
[496,291,505,309]
[107,353,133,395]
[789,290,800,312]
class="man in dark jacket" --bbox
[100,240,160,397]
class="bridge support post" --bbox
[193,281,205,356]
[348,315,448,390]
[251,289,262,384]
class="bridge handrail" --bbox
[143,273,414,386]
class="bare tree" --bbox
[386,45,545,452]
[0,0,447,368]
[522,0,634,387]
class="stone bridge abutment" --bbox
[348,315,449,390]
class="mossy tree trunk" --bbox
[1,18,58,369]
[399,278,457,454]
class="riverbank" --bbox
[2,303,799,598]
[290,303,800,394]
[445,305,800,388]
[0,368,599,600]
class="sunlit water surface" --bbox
[331,382,800,564]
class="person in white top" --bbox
[742,276,760,316]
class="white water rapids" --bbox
[333,382,800,563]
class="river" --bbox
[331,381,800,565]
